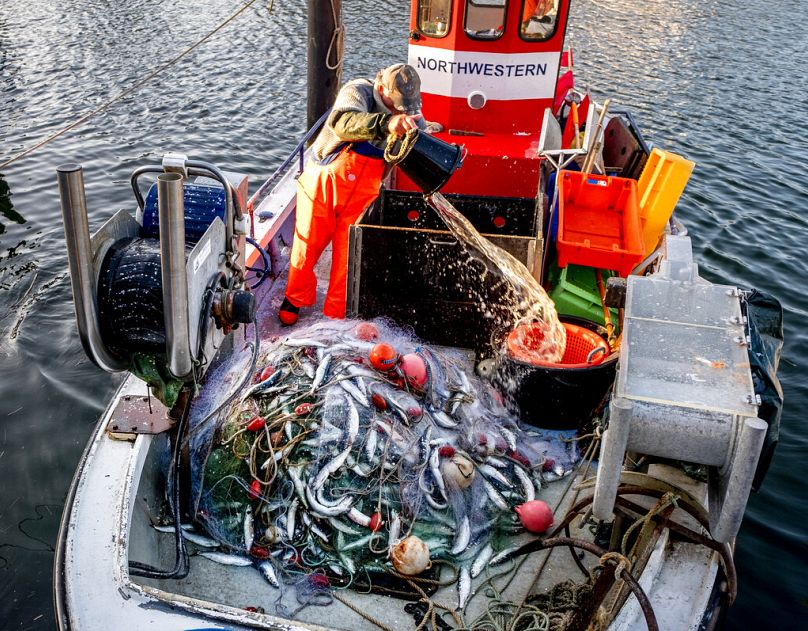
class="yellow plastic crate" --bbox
[637,148,695,254]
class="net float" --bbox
[371,392,388,411]
[258,365,275,382]
[368,512,384,532]
[246,416,266,432]
[248,479,263,499]
[398,353,428,389]
[441,454,475,489]
[295,402,313,416]
[369,343,398,372]
[355,322,380,341]
[390,535,431,576]
[515,500,554,533]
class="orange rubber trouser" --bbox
[286,147,386,318]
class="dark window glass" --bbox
[464,0,506,41]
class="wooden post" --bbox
[307,0,343,130]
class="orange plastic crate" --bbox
[556,171,644,277]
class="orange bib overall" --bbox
[286,144,386,318]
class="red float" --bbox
[369,343,399,372]
[515,500,554,533]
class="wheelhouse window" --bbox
[418,0,452,38]
[520,0,559,41]
[464,0,506,41]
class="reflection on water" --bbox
[0,0,806,628]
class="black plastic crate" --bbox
[347,190,542,352]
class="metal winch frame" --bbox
[57,152,255,384]
[592,235,766,543]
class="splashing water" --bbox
[425,193,566,364]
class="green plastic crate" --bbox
[549,263,619,330]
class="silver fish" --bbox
[485,455,509,468]
[388,511,401,556]
[351,462,371,478]
[301,360,316,380]
[364,424,378,461]
[457,566,472,610]
[328,517,361,536]
[244,509,254,551]
[340,378,369,407]
[489,544,522,566]
[255,559,281,587]
[424,491,449,511]
[347,508,371,527]
[451,516,471,555]
[310,522,330,542]
[287,498,299,541]
[288,465,308,505]
[310,353,332,393]
[429,447,448,501]
[481,475,509,511]
[478,463,512,488]
[499,426,518,452]
[344,363,378,392]
[513,466,535,502]
[431,409,458,429]
[283,338,326,348]
[240,369,287,400]
[342,533,373,551]
[471,543,494,578]
[199,551,252,567]
[305,485,354,517]
[339,552,356,575]
[152,525,219,548]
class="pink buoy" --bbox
[399,353,428,389]
[355,322,380,341]
[515,500,554,533]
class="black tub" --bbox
[495,316,618,430]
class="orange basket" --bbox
[556,171,645,277]
[506,322,609,368]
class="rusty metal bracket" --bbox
[107,395,174,439]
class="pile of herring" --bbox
[192,319,577,606]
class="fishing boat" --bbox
[53,1,783,629]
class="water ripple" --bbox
[0,0,806,628]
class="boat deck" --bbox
[58,186,723,631]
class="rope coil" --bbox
[384,129,419,164]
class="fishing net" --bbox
[184,318,578,605]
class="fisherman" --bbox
[279,64,438,325]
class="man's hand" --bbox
[388,113,423,137]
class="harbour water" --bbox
[1,0,806,627]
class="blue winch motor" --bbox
[140,182,226,243]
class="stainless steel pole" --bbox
[157,172,193,380]
[57,164,128,372]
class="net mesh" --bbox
[183,318,578,603]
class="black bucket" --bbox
[494,316,618,430]
[395,131,463,194]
